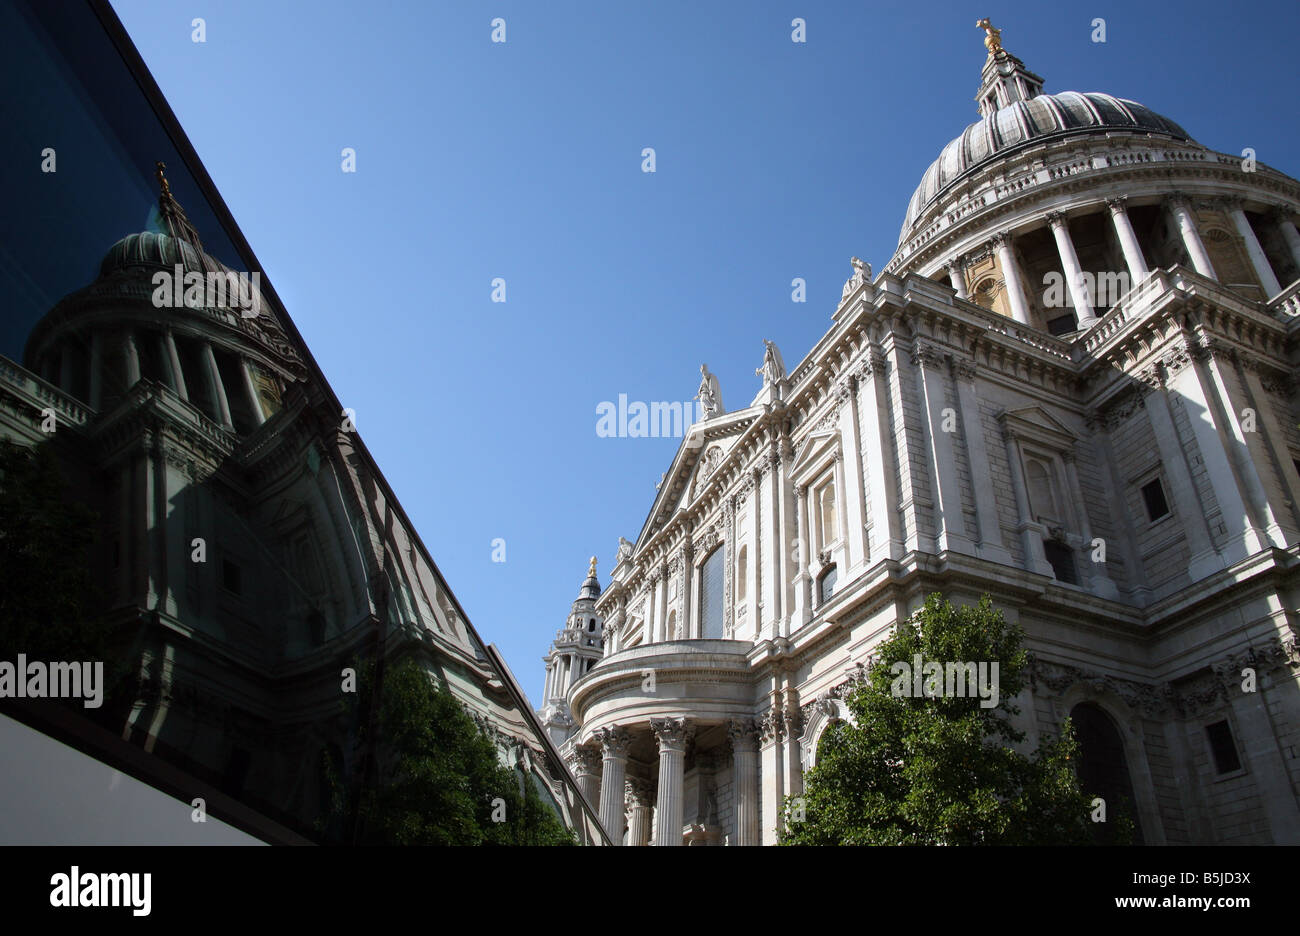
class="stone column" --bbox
[946,258,968,299]
[1225,200,1281,297]
[990,232,1033,325]
[123,331,141,388]
[952,359,1013,566]
[200,341,233,429]
[1169,195,1217,280]
[913,342,974,555]
[163,329,188,402]
[1272,208,1300,272]
[651,717,692,846]
[728,719,761,846]
[594,727,631,843]
[565,744,602,816]
[858,352,904,561]
[1061,451,1118,599]
[1046,211,1096,326]
[240,358,267,427]
[625,777,655,846]
[1107,195,1149,280]
[88,330,103,410]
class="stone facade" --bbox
[541,29,1300,845]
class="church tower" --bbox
[539,558,605,747]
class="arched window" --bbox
[587,618,596,632]
[736,545,748,601]
[699,546,725,639]
[818,565,838,606]
[973,277,996,310]
[817,481,838,550]
[1070,702,1144,844]
[666,610,677,641]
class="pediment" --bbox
[636,407,759,548]
[787,430,841,485]
[997,406,1077,448]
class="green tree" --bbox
[328,657,575,845]
[782,593,1130,845]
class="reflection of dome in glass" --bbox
[99,230,209,277]
[899,92,1195,247]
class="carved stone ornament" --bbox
[593,726,632,759]
[726,717,760,753]
[564,744,603,777]
[650,716,694,752]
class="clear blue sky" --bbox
[111,0,1300,705]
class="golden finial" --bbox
[155,160,171,196]
[976,18,1003,57]
[588,556,598,578]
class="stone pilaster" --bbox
[913,342,974,555]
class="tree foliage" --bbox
[781,593,1130,845]
[329,657,575,846]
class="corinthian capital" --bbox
[593,726,632,760]
[564,744,603,777]
[726,717,761,753]
[650,716,694,752]
[625,776,655,807]
[989,231,1013,251]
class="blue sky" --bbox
[111,0,1300,705]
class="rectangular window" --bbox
[1043,540,1077,584]
[222,558,242,595]
[1205,720,1242,774]
[1140,478,1170,521]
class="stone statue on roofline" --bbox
[841,256,872,300]
[695,364,723,418]
[755,339,786,387]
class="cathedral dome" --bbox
[99,230,219,277]
[898,91,1194,247]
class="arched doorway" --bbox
[1070,702,1144,844]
